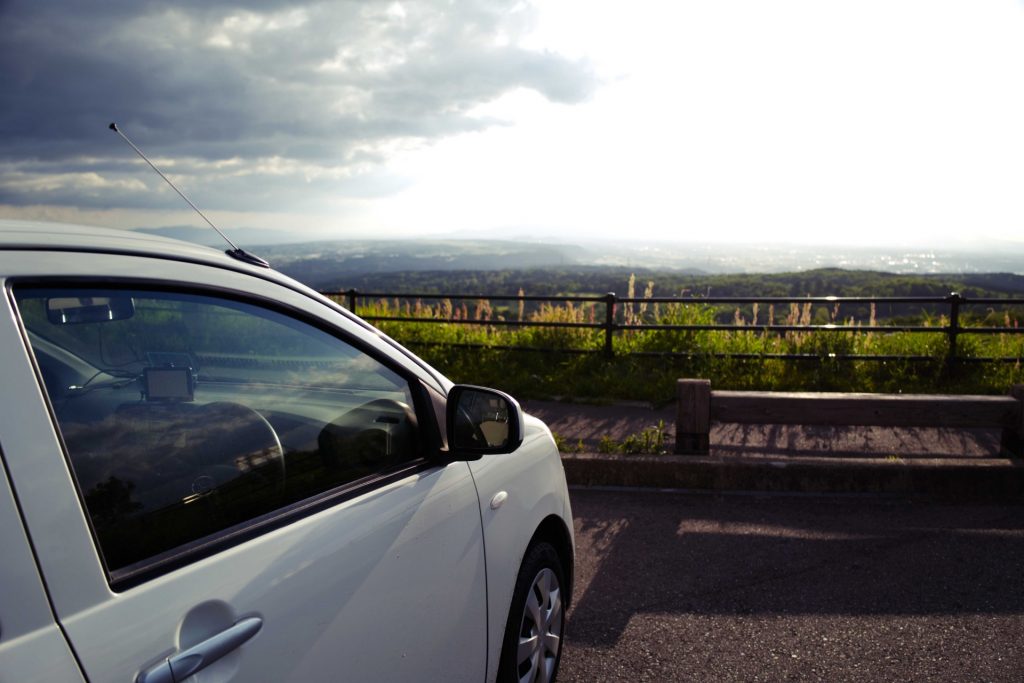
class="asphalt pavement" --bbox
[559,487,1024,682]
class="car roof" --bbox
[0,219,255,270]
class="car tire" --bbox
[497,541,566,683]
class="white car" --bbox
[0,220,573,683]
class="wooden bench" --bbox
[675,379,1024,457]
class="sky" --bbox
[2,0,1024,248]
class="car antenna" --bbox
[108,122,270,268]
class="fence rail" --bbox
[323,288,1024,364]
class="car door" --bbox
[0,254,488,683]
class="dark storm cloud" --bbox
[0,0,597,210]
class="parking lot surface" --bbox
[561,488,1024,682]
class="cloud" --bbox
[0,0,597,211]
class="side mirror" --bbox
[446,385,524,457]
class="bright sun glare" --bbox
[369,0,1024,247]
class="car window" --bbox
[13,286,424,582]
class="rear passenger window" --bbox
[13,286,423,581]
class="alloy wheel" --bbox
[515,566,563,683]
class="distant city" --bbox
[578,240,1024,275]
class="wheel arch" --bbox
[528,514,575,608]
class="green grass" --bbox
[330,290,1024,403]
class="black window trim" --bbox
[6,275,449,591]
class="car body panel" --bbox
[0,439,85,683]
[468,414,574,683]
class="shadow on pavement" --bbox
[568,488,1024,649]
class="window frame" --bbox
[8,276,446,590]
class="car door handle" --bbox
[137,616,263,683]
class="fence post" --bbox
[604,292,616,358]
[676,379,711,455]
[346,288,358,313]
[947,291,962,370]
[1001,384,1024,457]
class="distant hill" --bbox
[265,239,622,285]
[283,263,1024,301]
[252,231,1024,298]
[128,229,1024,276]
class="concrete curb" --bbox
[561,452,1024,502]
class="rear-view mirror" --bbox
[46,296,135,324]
